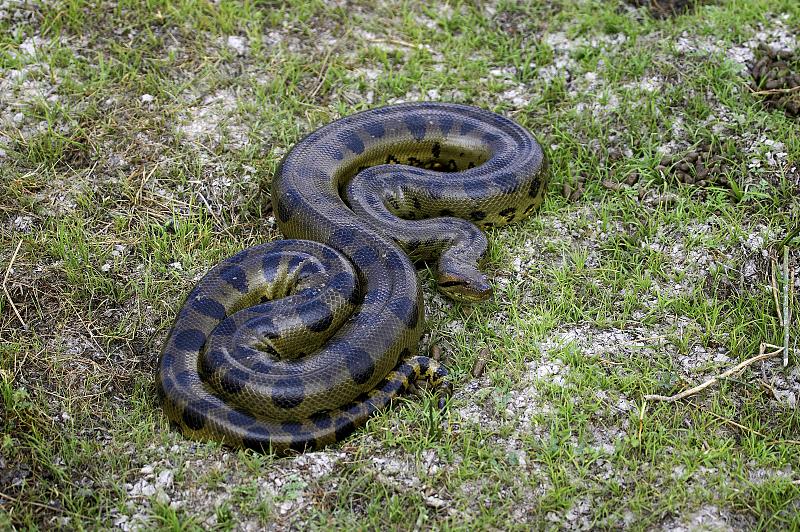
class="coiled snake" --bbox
[156,102,547,454]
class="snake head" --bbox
[436,268,493,302]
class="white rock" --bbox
[156,469,174,489]
[227,35,248,55]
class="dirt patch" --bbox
[749,45,800,117]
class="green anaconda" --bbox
[156,102,548,454]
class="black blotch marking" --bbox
[175,370,194,387]
[406,240,420,253]
[500,207,517,221]
[385,249,407,272]
[192,297,226,319]
[483,132,501,145]
[160,351,175,367]
[301,300,334,333]
[447,160,458,171]
[328,272,358,304]
[438,280,463,288]
[384,378,404,395]
[352,246,378,267]
[174,329,206,351]
[220,367,249,395]
[388,296,419,328]
[215,317,236,336]
[528,175,542,197]
[271,378,305,409]
[200,349,226,375]
[339,131,365,154]
[363,289,382,305]
[220,264,248,293]
[439,209,454,217]
[182,400,212,431]
[334,417,357,442]
[438,114,454,136]
[412,197,422,210]
[385,154,400,164]
[287,254,304,271]
[261,252,281,277]
[345,347,376,385]
[259,295,270,304]
[403,114,427,140]
[523,203,537,215]
[365,121,385,138]
[407,156,421,167]
[395,362,414,377]
[281,421,302,435]
[464,180,487,199]
[484,222,495,229]
[494,173,518,194]
[469,211,486,221]
[227,408,252,427]
[467,161,476,169]
[345,399,365,417]
[251,361,271,373]
[432,142,441,158]
[311,414,333,430]
[321,246,340,262]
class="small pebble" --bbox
[472,348,490,378]
[601,179,620,191]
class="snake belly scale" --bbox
[156,102,548,454]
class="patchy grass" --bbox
[1,0,799,529]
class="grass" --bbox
[1,0,799,529]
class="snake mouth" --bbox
[437,277,493,303]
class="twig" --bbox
[749,85,800,96]
[638,400,647,442]
[194,189,235,239]
[365,37,427,50]
[644,344,785,402]
[771,258,782,324]
[2,241,27,329]
[308,45,336,101]
[783,246,790,366]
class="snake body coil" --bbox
[156,103,547,454]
